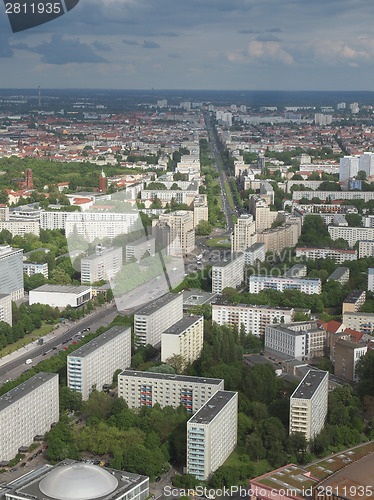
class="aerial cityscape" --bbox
[1,1,374,500]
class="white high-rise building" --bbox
[134,292,183,346]
[0,373,59,461]
[359,152,374,178]
[231,215,257,253]
[249,275,321,295]
[339,156,359,181]
[368,268,374,293]
[187,391,238,480]
[67,326,131,400]
[161,315,204,366]
[289,370,328,441]
[0,293,12,326]
[118,370,224,413]
[0,245,24,300]
[212,253,245,293]
[81,245,122,283]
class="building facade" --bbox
[328,226,374,247]
[118,370,224,413]
[295,246,357,263]
[154,210,195,255]
[134,292,183,346]
[342,312,374,333]
[23,262,49,278]
[0,245,24,300]
[249,275,321,295]
[212,253,245,294]
[334,340,367,382]
[186,391,238,480]
[231,215,257,253]
[289,370,328,441]
[0,373,59,462]
[67,326,131,400]
[125,236,155,262]
[29,284,92,308]
[327,267,350,285]
[342,290,366,314]
[244,242,266,265]
[161,315,204,366]
[0,293,12,326]
[81,245,122,283]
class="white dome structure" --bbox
[39,463,119,500]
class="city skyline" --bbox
[1,1,374,90]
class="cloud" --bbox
[142,40,161,49]
[123,39,139,45]
[0,35,13,58]
[92,41,111,51]
[161,31,179,37]
[312,39,370,62]
[247,40,294,64]
[32,35,107,64]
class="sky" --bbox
[1,0,374,90]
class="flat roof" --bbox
[250,274,320,283]
[335,339,367,350]
[31,284,91,294]
[267,325,306,336]
[246,242,265,251]
[212,252,244,268]
[344,290,365,303]
[188,390,237,424]
[126,236,155,247]
[163,315,202,336]
[135,292,181,316]
[182,289,217,306]
[291,370,328,400]
[327,267,349,280]
[69,326,130,359]
[212,301,293,312]
[82,246,121,261]
[0,373,58,412]
[119,369,223,386]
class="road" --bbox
[204,114,237,234]
[0,306,118,385]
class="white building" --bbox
[29,284,92,308]
[328,226,374,247]
[0,245,24,300]
[342,312,374,334]
[0,220,40,237]
[81,245,122,283]
[368,268,374,293]
[289,370,328,441]
[249,275,321,295]
[125,236,155,262]
[295,246,357,263]
[0,373,59,462]
[265,324,309,360]
[134,292,183,346]
[186,391,238,480]
[161,315,204,366]
[292,191,374,202]
[67,326,131,401]
[339,155,359,181]
[231,215,257,253]
[212,302,294,337]
[118,370,224,413]
[244,242,266,265]
[212,253,245,293]
[4,460,149,500]
[0,293,12,326]
[359,240,374,259]
[327,267,350,285]
[23,262,49,278]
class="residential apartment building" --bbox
[328,226,374,247]
[212,302,294,337]
[327,267,350,285]
[67,326,131,400]
[0,293,12,326]
[257,220,301,254]
[154,210,195,255]
[342,290,366,314]
[359,240,374,259]
[134,292,183,346]
[295,246,357,263]
[292,191,374,202]
[231,215,257,253]
[0,245,24,300]
[368,268,374,292]
[334,340,367,382]
[0,220,40,238]
[284,264,307,278]
[186,391,238,480]
[161,315,204,366]
[244,242,266,265]
[23,262,48,278]
[212,253,245,293]
[289,370,328,441]
[249,275,321,295]
[125,236,155,262]
[30,284,92,308]
[193,195,209,227]
[81,245,122,283]
[118,370,224,413]
[249,196,276,232]
[342,312,374,334]
[0,373,59,461]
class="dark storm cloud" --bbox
[32,35,107,64]
[142,40,161,49]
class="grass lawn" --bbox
[0,323,54,358]
[224,181,235,209]
[224,447,270,478]
[206,237,231,248]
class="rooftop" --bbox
[327,267,349,280]
[163,315,203,336]
[343,290,366,304]
[135,292,181,316]
[119,369,223,386]
[69,326,130,359]
[31,284,92,294]
[0,373,58,412]
[182,289,217,307]
[291,370,328,400]
[126,236,155,247]
[188,390,237,424]
[213,252,244,268]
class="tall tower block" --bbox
[99,170,106,193]
[25,168,33,189]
